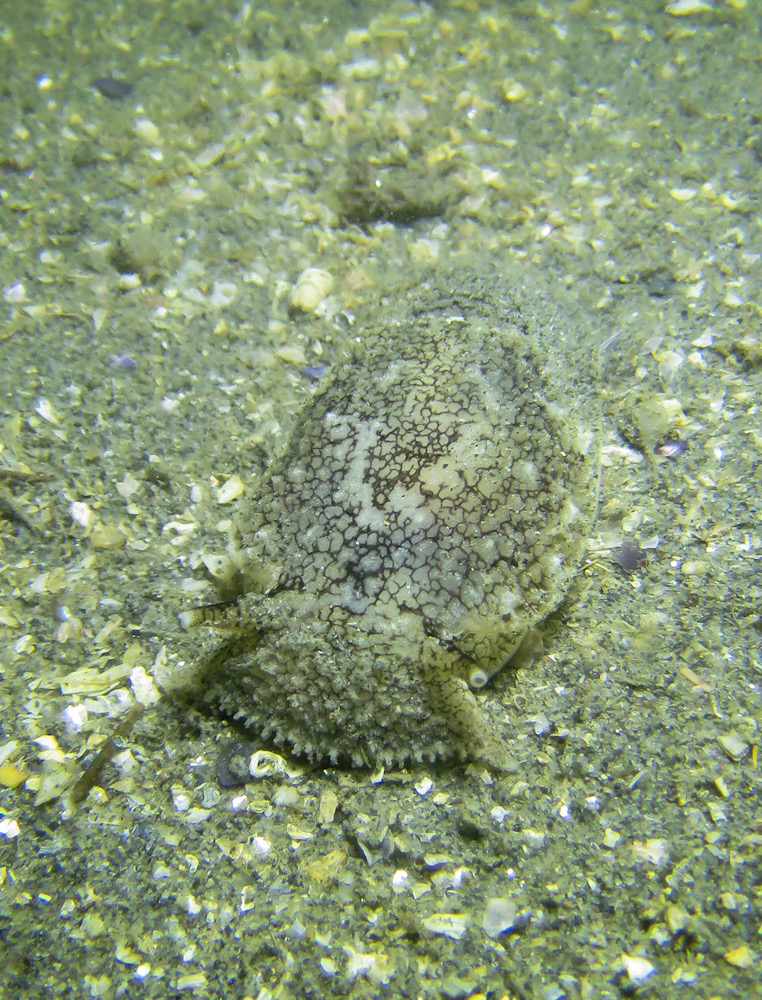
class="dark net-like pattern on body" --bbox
[198,267,599,767]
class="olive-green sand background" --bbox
[0,1,759,998]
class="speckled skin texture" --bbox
[191,266,600,769]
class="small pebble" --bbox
[91,75,134,100]
[112,353,137,369]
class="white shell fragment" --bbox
[621,954,656,983]
[209,281,237,308]
[482,897,519,938]
[0,818,21,839]
[421,913,469,939]
[116,473,141,499]
[3,282,27,303]
[130,666,161,706]
[201,552,235,581]
[35,398,60,425]
[69,500,95,528]
[665,0,713,14]
[133,117,161,143]
[632,839,671,866]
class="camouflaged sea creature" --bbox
[182,266,600,769]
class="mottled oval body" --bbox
[189,265,600,769]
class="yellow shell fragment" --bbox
[724,945,756,969]
[276,345,308,365]
[216,474,244,505]
[91,522,126,549]
[58,662,132,696]
[306,848,347,883]
[318,788,339,825]
[0,762,29,788]
[503,80,529,102]
[289,267,335,313]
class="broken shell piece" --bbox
[654,438,687,459]
[717,731,749,761]
[201,552,236,581]
[421,913,469,939]
[482,897,519,938]
[216,474,244,504]
[289,267,335,313]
